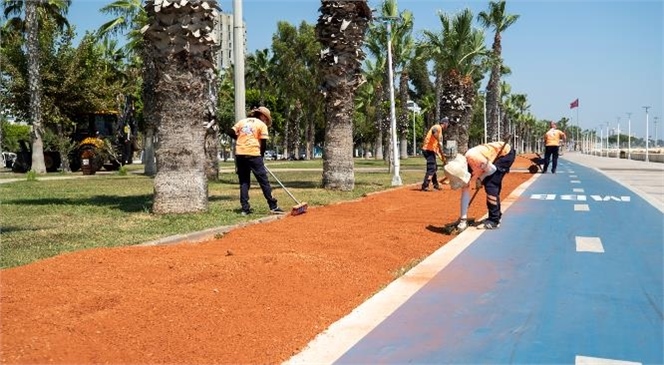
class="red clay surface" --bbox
[1,156,535,365]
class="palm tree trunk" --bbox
[486,63,501,141]
[25,1,46,174]
[152,63,209,214]
[141,49,157,176]
[322,88,355,190]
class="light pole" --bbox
[644,106,650,162]
[600,125,604,157]
[616,117,620,158]
[654,116,659,148]
[479,91,487,144]
[407,100,421,157]
[233,0,245,121]
[378,16,401,186]
[626,112,632,160]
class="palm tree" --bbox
[478,0,519,142]
[142,0,219,213]
[245,48,272,105]
[316,0,372,190]
[96,0,160,176]
[434,9,487,154]
[2,0,71,173]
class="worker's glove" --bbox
[456,219,468,231]
[475,178,483,190]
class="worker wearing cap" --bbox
[542,121,566,173]
[445,141,516,230]
[229,106,284,216]
[420,117,450,191]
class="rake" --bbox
[265,166,308,216]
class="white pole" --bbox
[412,109,416,157]
[644,106,650,162]
[616,117,620,158]
[233,0,245,120]
[600,127,603,157]
[627,112,632,160]
[385,19,401,186]
[655,117,659,148]
[483,94,487,144]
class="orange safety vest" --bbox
[544,128,566,146]
[465,142,511,176]
[422,124,442,153]
[233,117,269,156]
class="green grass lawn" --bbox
[0,157,428,269]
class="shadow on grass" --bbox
[7,195,154,213]
[8,194,235,213]
[0,226,38,234]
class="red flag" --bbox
[570,98,579,109]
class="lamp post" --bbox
[233,0,245,121]
[616,117,620,158]
[654,116,659,148]
[644,106,650,162]
[600,125,603,157]
[479,91,487,144]
[626,112,632,160]
[377,16,401,186]
[407,100,421,157]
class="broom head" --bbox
[291,202,308,216]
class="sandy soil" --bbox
[1,156,535,365]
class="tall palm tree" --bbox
[2,0,71,173]
[96,0,159,176]
[142,0,219,213]
[245,48,272,105]
[478,0,519,142]
[434,9,487,154]
[316,0,371,190]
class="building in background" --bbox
[213,12,246,72]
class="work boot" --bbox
[456,219,468,231]
[433,185,442,191]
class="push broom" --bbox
[265,166,308,216]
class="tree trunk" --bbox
[144,0,219,214]
[141,49,157,177]
[143,127,156,176]
[322,88,355,190]
[152,63,209,214]
[486,62,501,142]
[25,2,45,174]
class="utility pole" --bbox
[644,106,650,162]
[626,112,632,160]
[616,117,620,158]
[377,16,401,186]
[654,116,659,148]
[233,0,245,121]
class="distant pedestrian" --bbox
[444,141,516,230]
[229,106,284,216]
[420,117,450,191]
[542,121,566,174]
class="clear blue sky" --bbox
[69,0,663,140]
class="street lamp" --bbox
[626,112,632,160]
[479,91,487,144]
[233,0,245,121]
[644,106,650,162]
[616,117,620,158]
[377,16,401,186]
[654,116,659,148]
[407,100,421,157]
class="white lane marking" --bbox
[574,204,590,211]
[530,194,557,200]
[571,180,582,184]
[576,355,641,365]
[590,195,631,202]
[576,237,604,253]
[573,188,584,193]
[563,195,587,201]
[570,175,578,178]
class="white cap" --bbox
[443,154,471,190]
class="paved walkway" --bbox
[286,151,663,365]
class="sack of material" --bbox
[443,154,471,190]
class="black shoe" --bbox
[420,186,429,192]
[241,208,253,216]
[477,220,500,230]
[270,207,285,214]
[433,185,442,191]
